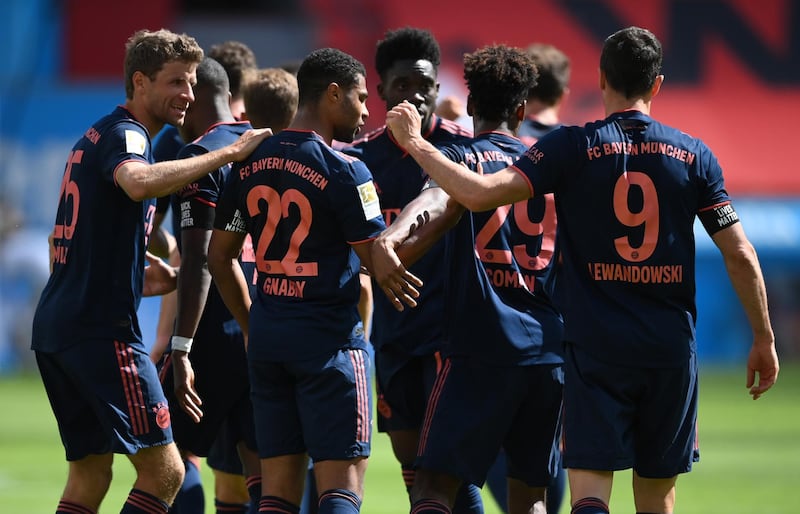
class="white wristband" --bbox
[170,335,194,353]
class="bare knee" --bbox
[128,443,185,503]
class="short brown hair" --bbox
[124,29,203,99]
[242,67,299,131]
[208,40,258,99]
[525,43,571,106]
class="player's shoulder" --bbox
[430,116,473,141]
[351,125,387,146]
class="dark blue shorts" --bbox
[416,355,563,487]
[562,342,699,478]
[36,339,173,461]
[374,347,442,433]
[160,329,256,459]
[206,411,255,475]
[249,347,372,462]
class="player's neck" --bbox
[525,107,560,126]
[604,98,651,117]
[289,109,332,146]
[474,119,514,137]
[124,99,163,137]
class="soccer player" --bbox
[209,40,259,120]
[207,47,420,514]
[158,56,261,514]
[340,27,481,512]
[517,43,571,148]
[240,67,299,132]
[383,26,779,514]
[31,29,269,514]
[371,44,563,514]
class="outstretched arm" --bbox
[354,240,422,312]
[371,187,463,307]
[712,223,779,399]
[387,101,530,211]
[116,128,271,201]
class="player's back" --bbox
[514,110,730,366]
[172,121,255,338]
[219,129,385,361]
[440,132,563,366]
[32,106,155,352]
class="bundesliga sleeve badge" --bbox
[124,129,147,155]
[357,181,381,220]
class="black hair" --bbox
[195,57,230,94]
[297,48,366,105]
[374,27,440,79]
[463,44,537,122]
[600,26,662,99]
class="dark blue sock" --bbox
[170,458,204,514]
[317,489,361,514]
[246,475,262,514]
[402,464,416,494]
[452,483,483,514]
[215,499,249,513]
[258,496,300,513]
[571,496,609,514]
[410,499,451,514]
[57,499,95,513]
[121,489,170,513]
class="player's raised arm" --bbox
[386,101,530,211]
[711,222,779,399]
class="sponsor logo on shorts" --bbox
[154,402,171,429]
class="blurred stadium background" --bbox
[1,0,799,372]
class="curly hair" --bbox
[124,29,203,99]
[463,44,537,122]
[374,27,440,79]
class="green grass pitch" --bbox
[1,364,798,513]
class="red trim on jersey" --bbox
[698,200,731,212]
[192,197,217,208]
[509,164,536,198]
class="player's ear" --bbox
[515,100,525,122]
[651,74,665,98]
[466,94,475,117]
[326,82,341,103]
[376,82,386,101]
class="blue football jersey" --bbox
[437,132,563,366]
[171,121,256,339]
[32,106,156,351]
[512,110,731,366]
[517,117,562,148]
[214,130,385,361]
[343,115,472,355]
